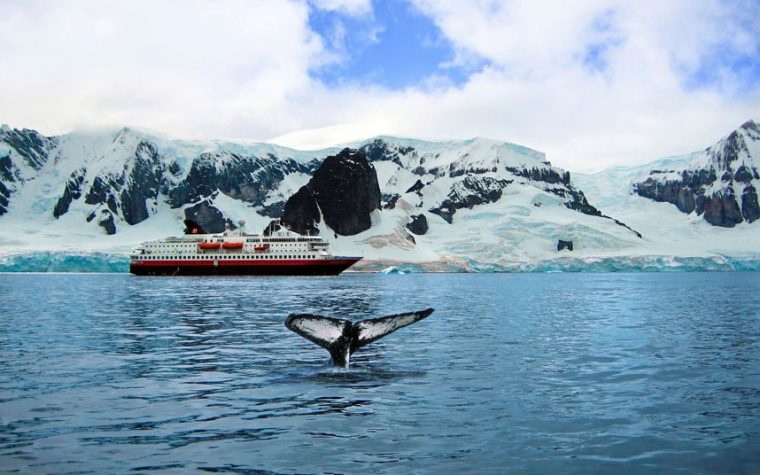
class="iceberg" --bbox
[379,266,408,275]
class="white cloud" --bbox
[310,0,372,16]
[277,0,760,170]
[0,0,758,171]
[0,0,325,139]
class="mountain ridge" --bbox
[1,121,759,271]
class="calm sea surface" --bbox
[1,272,759,474]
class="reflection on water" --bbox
[1,272,759,474]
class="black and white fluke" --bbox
[285,308,435,367]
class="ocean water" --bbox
[1,272,759,474]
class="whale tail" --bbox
[285,308,434,367]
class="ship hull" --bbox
[129,257,361,276]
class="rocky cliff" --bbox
[634,120,760,227]
[281,148,381,236]
[0,126,57,216]
[0,127,320,234]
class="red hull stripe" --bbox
[130,259,358,267]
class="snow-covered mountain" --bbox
[1,121,759,272]
[632,120,760,227]
[573,120,760,266]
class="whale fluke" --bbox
[285,308,434,367]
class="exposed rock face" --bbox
[0,180,9,215]
[359,139,413,166]
[557,240,574,251]
[120,141,163,225]
[701,189,743,227]
[281,149,381,236]
[634,120,760,227]
[53,169,86,218]
[169,152,315,209]
[184,199,234,234]
[63,138,165,233]
[741,184,760,222]
[0,126,56,215]
[430,176,512,223]
[99,211,117,235]
[406,214,428,235]
[280,185,322,235]
[405,179,425,194]
[557,187,603,216]
[356,137,639,238]
[10,126,320,235]
[0,127,52,170]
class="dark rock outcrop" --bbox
[552,187,603,216]
[280,185,322,236]
[359,139,414,166]
[53,169,86,218]
[405,179,425,194]
[0,154,14,215]
[0,127,56,216]
[506,166,570,185]
[0,154,14,183]
[741,184,760,222]
[0,127,54,171]
[382,193,400,209]
[429,176,511,223]
[701,189,743,227]
[259,200,286,218]
[406,214,429,235]
[84,176,120,213]
[184,199,233,234]
[53,138,166,233]
[169,152,316,209]
[557,240,574,251]
[281,149,381,236]
[0,180,9,215]
[633,120,760,227]
[634,169,716,215]
[120,141,163,225]
[98,211,117,235]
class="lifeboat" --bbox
[254,243,270,251]
[222,241,244,249]
[199,242,221,250]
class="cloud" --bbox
[0,0,759,171]
[310,0,373,16]
[284,0,760,169]
[0,0,325,139]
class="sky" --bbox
[1,0,759,171]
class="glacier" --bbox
[0,252,129,273]
[2,252,759,273]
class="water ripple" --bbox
[1,273,759,473]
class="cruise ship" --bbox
[129,220,362,276]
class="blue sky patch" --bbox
[308,0,487,89]
[581,9,623,74]
[682,44,760,96]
